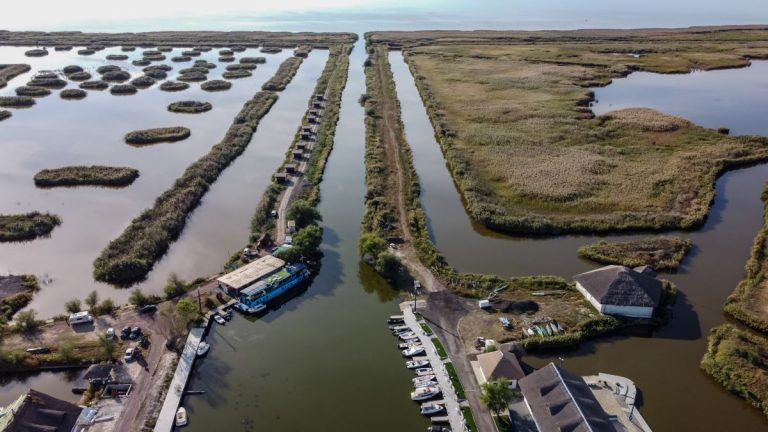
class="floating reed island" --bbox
[181,50,200,57]
[62,65,83,74]
[97,65,120,74]
[218,49,233,56]
[15,86,51,97]
[0,110,11,121]
[159,81,189,91]
[171,55,191,62]
[121,46,136,52]
[157,46,173,52]
[34,71,57,79]
[79,80,108,90]
[168,100,212,113]
[143,54,166,61]
[145,64,172,72]
[24,48,48,57]
[260,46,282,54]
[240,56,266,64]
[60,88,87,99]
[130,76,155,88]
[132,59,151,66]
[101,70,131,82]
[77,49,95,55]
[67,71,91,81]
[0,64,32,89]
[143,69,167,79]
[142,49,161,56]
[200,79,231,91]
[261,56,303,90]
[27,77,67,89]
[193,46,212,52]
[218,56,235,62]
[106,54,129,60]
[226,63,256,71]
[110,84,137,95]
[193,60,216,69]
[0,96,35,107]
[54,45,72,51]
[177,71,207,82]
[230,46,246,52]
[0,212,61,242]
[293,45,311,57]
[179,67,209,74]
[34,166,139,187]
[124,126,191,145]
[578,236,692,270]
[87,45,105,51]
[222,70,251,79]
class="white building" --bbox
[574,265,662,319]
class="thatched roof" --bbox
[574,265,661,308]
[0,389,82,432]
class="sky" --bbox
[1,0,767,32]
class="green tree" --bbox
[84,290,99,312]
[274,247,302,263]
[164,273,187,299]
[65,299,82,314]
[293,225,323,256]
[15,309,39,332]
[99,335,117,361]
[129,289,149,306]
[375,252,402,280]
[287,200,322,229]
[480,378,514,418]
[58,341,76,361]
[176,298,198,320]
[359,233,387,261]
[95,298,115,315]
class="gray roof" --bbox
[0,389,82,432]
[519,363,616,432]
[574,265,661,308]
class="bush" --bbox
[60,89,87,99]
[124,127,190,145]
[287,200,322,229]
[85,290,99,311]
[110,84,137,95]
[15,86,51,97]
[159,81,189,92]
[102,71,131,82]
[0,96,35,107]
[67,71,92,81]
[0,212,60,241]
[293,225,323,257]
[201,80,231,91]
[168,101,212,114]
[164,273,187,299]
[129,289,149,306]
[79,81,108,90]
[375,252,402,280]
[65,299,82,314]
[359,233,387,261]
[14,309,40,332]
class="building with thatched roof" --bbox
[0,389,84,432]
[574,265,661,318]
[519,363,619,432]
[476,350,526,388]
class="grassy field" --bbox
[34,166,139,187]
[701,324,768,418]
[578,236,692,270]
[375,27,768,234]
[0,212,60,242]
[725,182,768,333]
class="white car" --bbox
[214,315,226,325]
[284,235,293,245]
[106,327,115,339]
[124,347,136,362]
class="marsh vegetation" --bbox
[222,70,251,79]
[0,110,10,121]
[110,84,137,95]
[578,236,692,270]
[34,166,139,187]
[79,80,108,90]
[262,57,303,90]
[124,126,191,145]
[0,212,60,242]
[200,80,231,91]
[167,101,212,113]
[159,81,189,91]
[0,96,35,107]
[59,88,87,99]
[24,49,48,57]
[15,86,50,97]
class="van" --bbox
[68,311,93,325]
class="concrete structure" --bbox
[475,350,526,388]
[574,265,662,318]
[519,362,618,432]
[217,255,285,293]
[584,373,653,432]
[0,389,83,432]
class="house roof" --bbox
[0,389,82,432]
[519,363,616,432]
[574,265,662,308]
[477,350,526,382]
[217,255,285,290]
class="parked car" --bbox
[124,347,137,362]
[129,326,142,339]
[214,315,226,325]
[284,235,293,245]
[270,210,278,218]
[138,304,157,314]
[120,327,131,339]
[67,311,93,325]
[106,327,115,339]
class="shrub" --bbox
[288,200,322,229]
[101,70,131,82]
[168,101,212,114]
[200,80,231,91]
[171,56,191,63]
[14,309,40,332]
[106,54,129,60]
[93,298,115,315]
[77,49,95,55]
[27,78,67,89]
[130,76,155,89]
[24,49,48,57]
[359,233,387,261]
[240,57,266,64]
[164,273,187,299]
[67,71,92,81]
[15,86,51,97]
[222,70,251,79]
[60,89,87,99]
[110,84,137,95]
[84,290,99,311]
[129,289,149,306]
[79,81,108,90]
[34,166,139,187]
[65,299,82,314]
[0,212,61,241]
[293,225,324,257]
[159,81,189,92]
[124,127,191,145]
[0,96,35,107]
[375,252,402,280]
[62,65,83,74]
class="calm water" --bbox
[182,41,429,431]
[0,46,326,316]
[391,50,768,431]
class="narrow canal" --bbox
[182,41,430,431]
[390,50,768,432]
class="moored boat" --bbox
[406,359,430,369]
[413,374,436,384]
[399,342,422,349]
[388,315,405,324]
[414,380,436,388]
[402,346,426,357]
[415,367,434,376]
[411,386,440,401]
[175,407,188,427]
[196,341,210,356]
[420,403,445,416]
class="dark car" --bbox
[129,326,142,339]
[138,304,157,314]
[120,327,131,339]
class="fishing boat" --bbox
[234,302,267,314]
[196,341,210,356]
[399,332,417,341]
[411,386,440,401]
[414,380,436,388]
[388,315,405,324]
[175,407,188,427]
[406,359,430,369]
[413,374,436,384]
[390,324,410,332]
[420,403,445,416]
[235,264,310,312]
[415,367,434,376]
[402,346,426,357]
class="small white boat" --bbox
[398,332,417,340]
[213,315,226,325]
[414,380,436,388]
[399,342,422,349]
[390,324,410,332]
[175,407,188,427]
[406,360,430,369]
[401,336,420,344]
[402,346,425,357]
[413,374,436,384]
[388,315,405,324]
[415,367,434,376]
[421,403,445,416]
[410,386,440,401]
[196,341,210,356]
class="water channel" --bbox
[390,50,768,431]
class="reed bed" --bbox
[24,49,48,57]
[15,86,51,97]
[167,101,212,113]
[110,84,137,95]
[193,46,212,52]
[222,70,251,79]
[261,56,303,90]
[62,65,83,74]
[193,60,216,69]
[181,50,200,57]
[97,65,121,74]
[159,81,189,91]
[143,69,166,79]
[77,49,95,55]
[54,46,72,51]
[34,166,138,187]
[578,236,692,270]
[200,79,231,91]
[27,78,67,89]
[158,46,173,52]
[132,59,151,66]
[293,45,311,57]
[79,80,108,90]
[143,54,166,61]
[34,71,57,79]
[130,76,155,88]
[225,64,256,71]
[177,72,207,82]
[106,54,129,60]
[142,50,161,56]
[0,212,60,242]
[218,49,233,56]
[101,70,131,82]
[260,47,282,54]
[60,89,87,99]
[86,45,105,51]
[171,56,191,63]
[0,110,11,121]
[67,71,91,81]
[218,56,235,62]
[0,96,35,107]
[240,56,266,64]
[124,126,190,145]
[179,67,208,74]
[230,46,246,52]
[121,46,136,52]
[145,64,172,72]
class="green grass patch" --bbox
[432,337,447,358]
[420,322,433,335]
[462,406,478,432]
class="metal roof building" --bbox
[217,255,285,292]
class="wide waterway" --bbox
[390,50,768,431]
